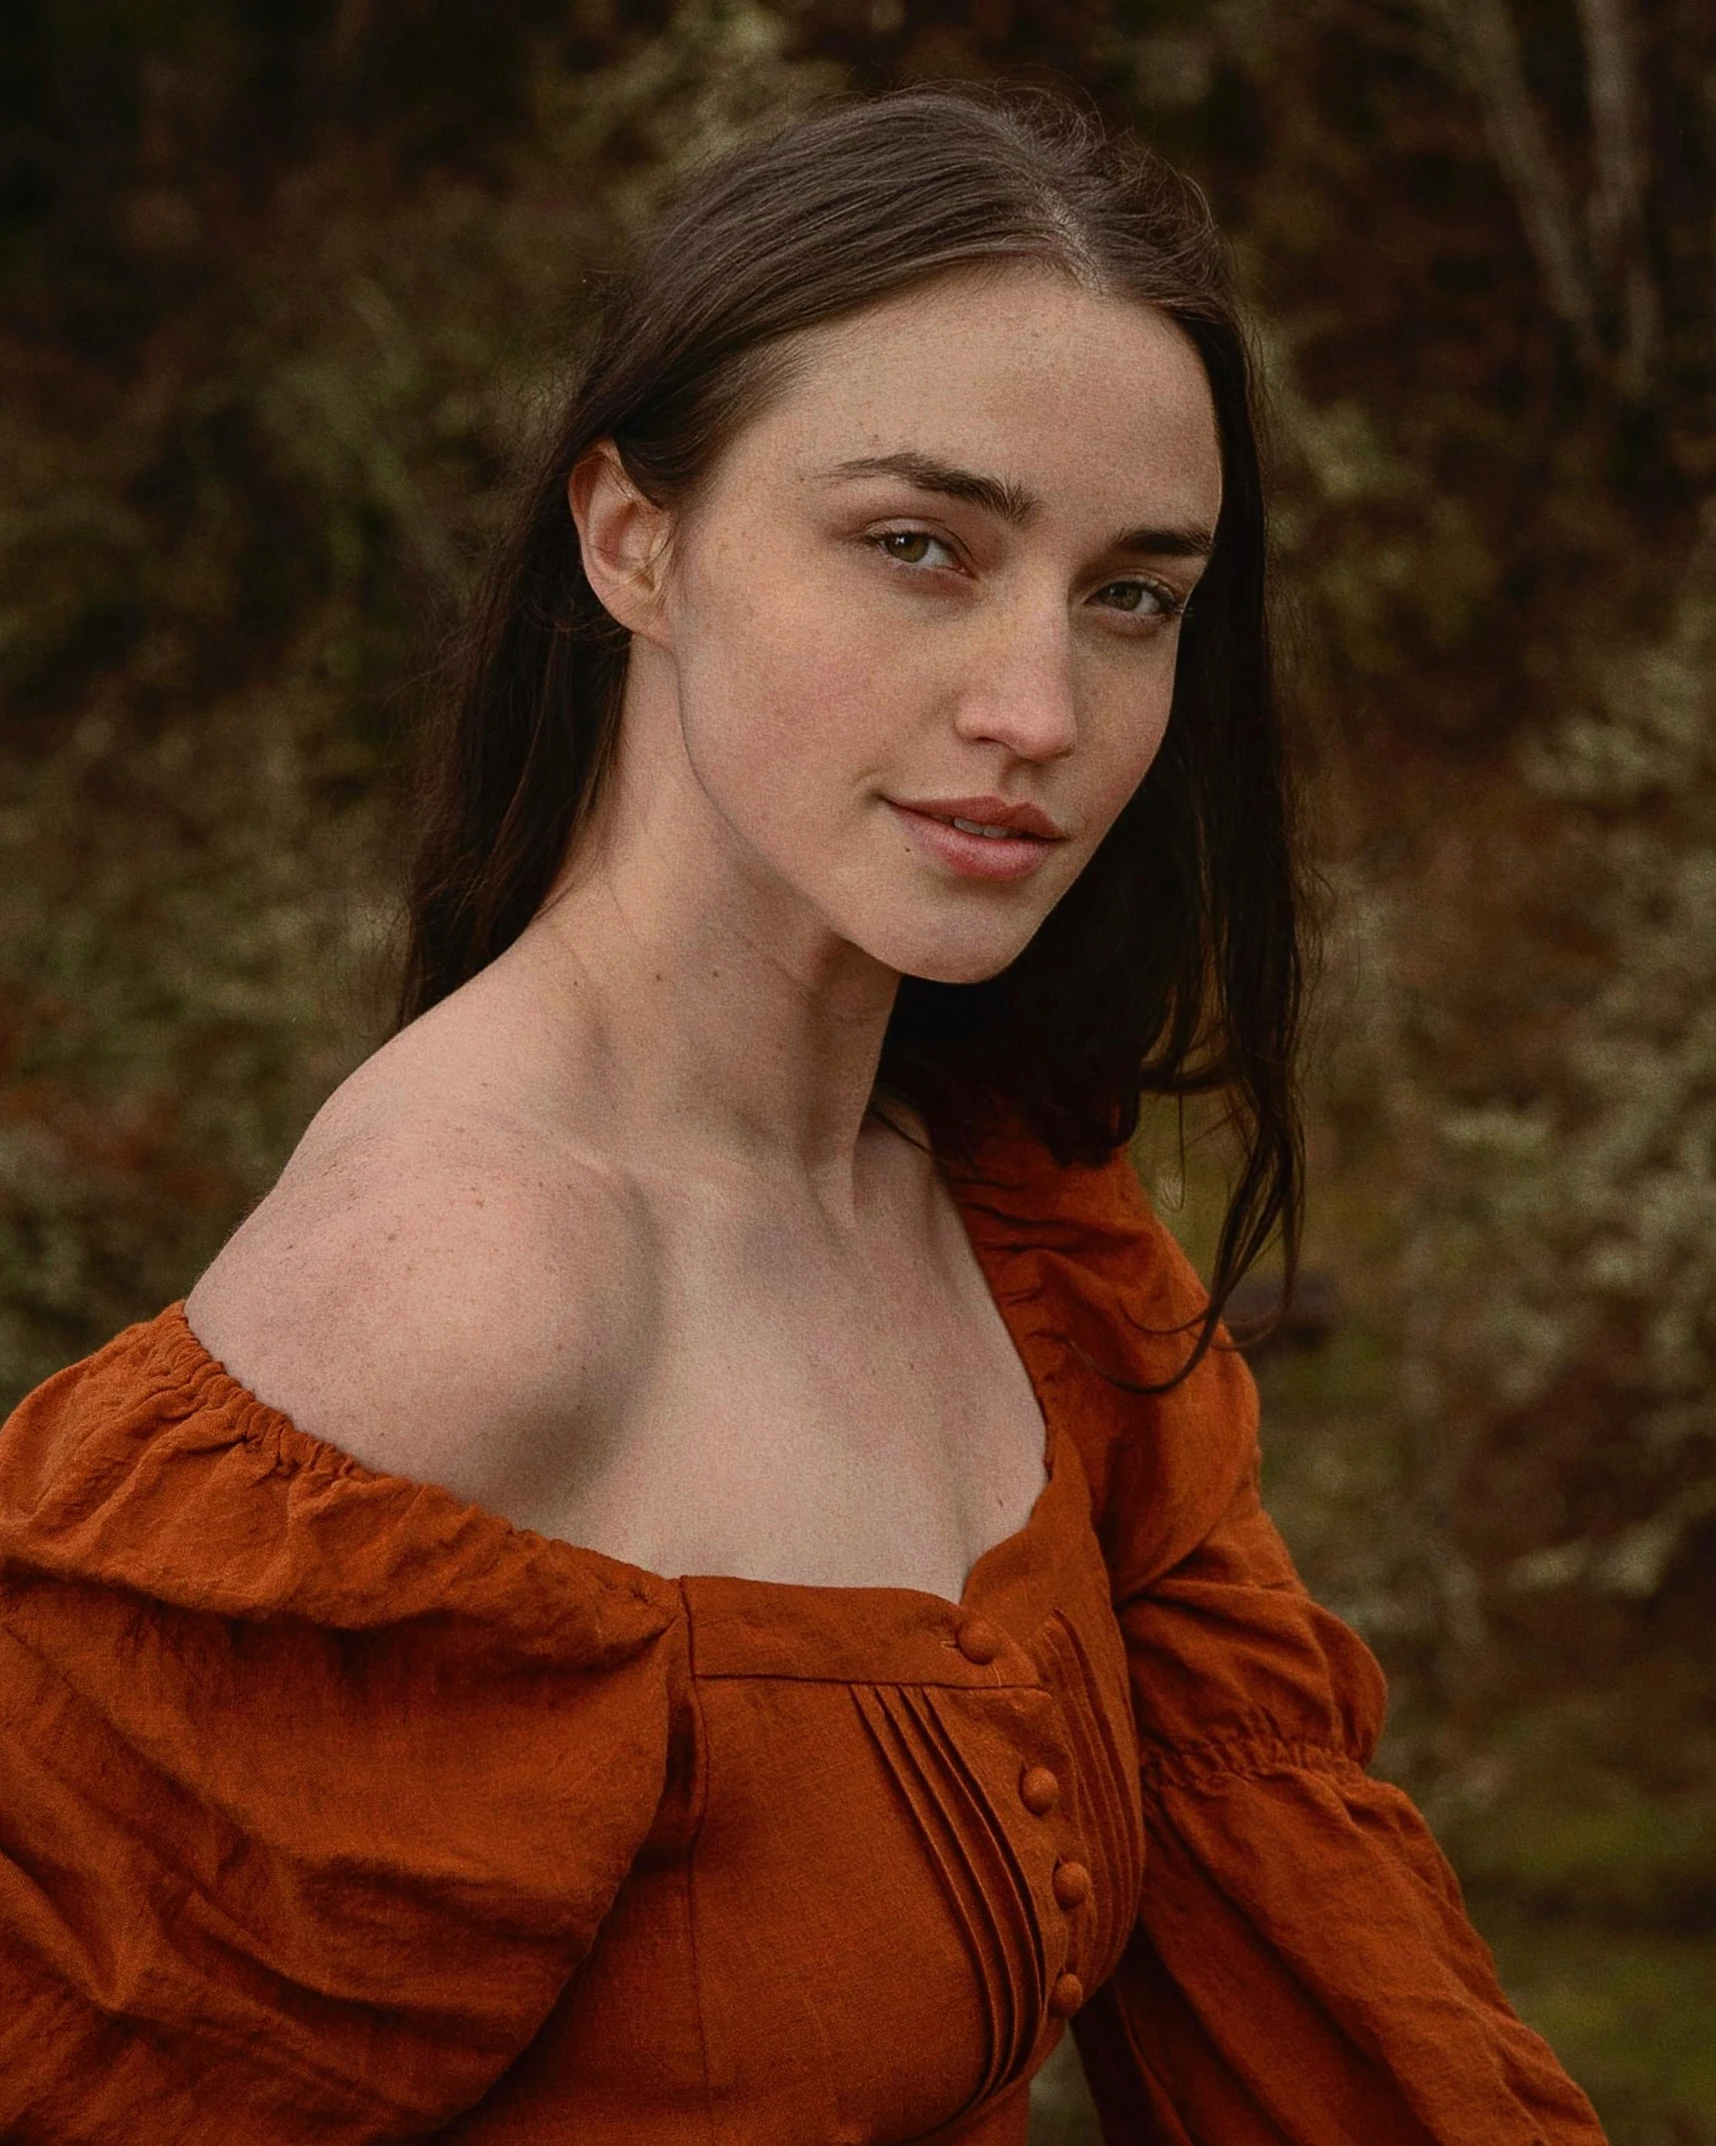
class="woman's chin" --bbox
[864,917,1041,988]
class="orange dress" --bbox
[0,1131,1604,2145]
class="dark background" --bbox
[2,4,1713,2138]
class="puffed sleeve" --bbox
[1056,1164,1609,2145]
[0,1308,684,2146]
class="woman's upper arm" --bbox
[0,1290,681,2145]
[970,1141,1607,2140]
[1080,1372,1607,2143]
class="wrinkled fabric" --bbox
[948,1139,1606,2146]
[0,1129,1605,2145]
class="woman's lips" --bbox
[885,800,1062,883]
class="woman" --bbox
[0,88,1603,2145]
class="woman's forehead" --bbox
[733,266,1224,526]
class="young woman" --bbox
[0,88,1603,2146]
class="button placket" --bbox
[1018,1764,1059,1816]
[950,1619,1091,2023]
[1051,1858,1091,1910]
[954,1615,1003,1666]
[1015,1767,1096,2020]
[1048,1971,1085,2017]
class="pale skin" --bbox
[186,263,1223,1603]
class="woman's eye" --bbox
[876,529,955,568]
[1091,578,1181,621]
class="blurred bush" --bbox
[2,2,1713,2138]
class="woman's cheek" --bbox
[1079,691,1173,840]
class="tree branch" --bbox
[1433,0,1602,370]
[1573,0,1660,394]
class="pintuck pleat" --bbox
[850,1685,1008,2108]
[851,1683,1047,2108]
[1029,1610,1146,1990]
[913,1688,1049,2081]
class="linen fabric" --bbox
[0,1130,1605,2143]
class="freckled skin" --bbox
[583,264,1224,991]
[186,265,1226,1598]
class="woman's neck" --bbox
[499,772,905,1213]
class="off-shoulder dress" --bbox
[0,1129,1605,2144]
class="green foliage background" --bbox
[2,3,1713,2138]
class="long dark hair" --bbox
[396,86,1306,1374]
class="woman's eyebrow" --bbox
[1113,521,1217,560]
[820,450,1216,558]
[821,451,1034,524]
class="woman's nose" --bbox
[950,604,1078,764]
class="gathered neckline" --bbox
[163,1300,1061,1620]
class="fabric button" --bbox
[955,1616,1002,1665]
[1052,1858,1092,1909]
[1048,1971,1085,2017]
[1019,1764,1060,1816]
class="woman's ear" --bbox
[569,442,673,642]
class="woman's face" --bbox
[603,264,1224,985]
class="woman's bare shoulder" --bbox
[184,1063,657,1513]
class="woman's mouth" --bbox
[885,796,1064,883]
